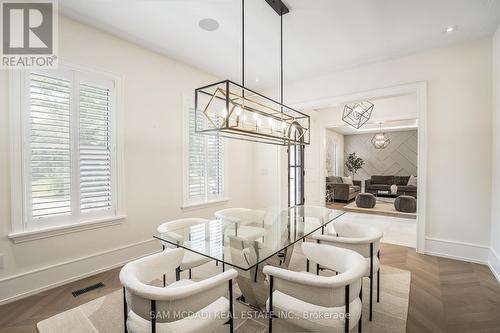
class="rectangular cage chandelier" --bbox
[195,80,310,146]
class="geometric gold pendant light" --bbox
[194,0,310,146]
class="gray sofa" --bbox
[326,176,361,202]
[365,175,417,198]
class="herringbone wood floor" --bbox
[0,243,499,333]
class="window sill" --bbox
[181,198,229,211]
[8,215,127,244]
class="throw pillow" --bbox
[407,175,417,186]
[394,176,409,186]
[342,176,354,185]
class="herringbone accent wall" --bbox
[344,130,417,180]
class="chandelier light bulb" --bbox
[235,106,242,116]
[221,107,228,118]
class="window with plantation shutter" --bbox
[30,73,72,219]
[184,104,225,206]
[79,83,112,213]
[10,63,123,234]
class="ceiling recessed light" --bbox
[199,18,219,32]
[255,78,259,83]
[443,25,457,34]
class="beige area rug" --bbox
[343,198,416,219]
[37,245,410,333]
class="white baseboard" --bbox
[489,247,500,283]
[425,237,489,264]
[0,238,160,305]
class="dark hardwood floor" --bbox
[0,243,499,333]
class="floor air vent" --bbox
[72,282,105,297]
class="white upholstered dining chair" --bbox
[313,221,383,321]
[293,205,333,236]
[120,248,237,333]
[214,208,266,242]
[263,242,367,332]
[157,218,212,281]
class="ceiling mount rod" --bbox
[280,9,283,107]
[265,0,289,16]
[242,0,245,87]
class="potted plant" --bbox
[345,152,364,179]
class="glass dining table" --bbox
[154,205,345,308]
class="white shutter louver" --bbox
[187,107,224,203]
[79,83,112,213]
[188,107,206,199]
[29,72,72,219]
[206,134,223,197]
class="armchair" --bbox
[313,222,383,321]
[326,177,361,202]
[263,242,367,332]
[215,208,266,242]
[157,218,212,280]
[120,248,237,333]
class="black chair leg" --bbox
[316,263,320,275]
[189,269,192,279]
[377,269,380,303]
[345,285,350,333]
[306,259,310,272]
[269,276,274,333]
[229,279,234,333]
[370,243,373,322]
[377,250,380,303]
[175,267,181,281]
[162,245,167,287]
[123,287,128,333]
[151,300,156,333]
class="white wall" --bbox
[286,39,493,260]
[490,25,500,281]
[252,145,282,210]
[0,16,257,303]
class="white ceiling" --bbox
[59,0,500,89]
